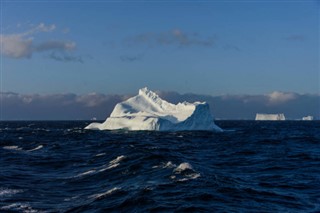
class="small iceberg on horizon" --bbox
[302,115,313,121]
[255,113,285,121]
[85,87,222,131]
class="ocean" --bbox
[0,121,319,212]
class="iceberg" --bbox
[302,116,313,121]
[85,87,222,131]
[255,113,285,121]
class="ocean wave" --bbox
[0,188,23,197]
[74,170,96,178]
[3,145,44,152]
[3,146,22,151]
[176,173,201,182]
[27,145,44,152]
[173,162,194,173]
[109,155,126,165]
[1,121,318,212]
[73,155,126,178]
[152,161,176,169]
[0,203,41,213]
[172,162,201,182]
[98,155,126,172]
[88,187,121,200]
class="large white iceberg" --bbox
[85,87,222,131]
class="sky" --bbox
[0,0,319,119]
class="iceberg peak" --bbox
[85,88,222,131]
[139,87,152,96]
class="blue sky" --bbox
[1,0,319,95]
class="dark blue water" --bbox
[0,121,319,212]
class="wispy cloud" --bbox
[0,23,78,60]
[49,52,83,63]
[35,41,75,52]
[120,54,144,62]
[126,29,215,48]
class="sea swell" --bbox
[0,121,319,212]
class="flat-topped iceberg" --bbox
[255,113,285,121]
[85,87,222,131]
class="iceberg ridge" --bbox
[85,87,222,131]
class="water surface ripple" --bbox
[0,121,319,212]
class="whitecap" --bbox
[99,163,120,172]
[89,187,120,200]
[164,161,176,168]
[0,188,23,197]
[172,162,201,182]
[74,169,96,178]
[27,145,43,152]
[95,153,106,157]
[0,203,39,213]
[173,162,194,173]
[98,155,125,172]
[109,155,125,165]
[177,173,201,182]
[152,161,176,169]
[3,146,22,151]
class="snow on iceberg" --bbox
[85,87,222,131]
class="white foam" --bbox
[0,188,23,197]
[89,187,121,200]
[152,161,176,169]
[27,145,43,152]
[95,153,106,157]
[172,162,201,182]
[177,173,201,182]
[99,163,119,172]
[173,162,194,173]
[0,203,39,213]
[3,146,22,151]
[109,155,125,165]
[74,169,96,178]
[98,155,126,172]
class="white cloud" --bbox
[0,91,319,120]
[35,23,56,33]
[0,35,33,58]
[0,23,76,59]
[267,91,297,104]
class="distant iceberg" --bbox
[302,116,313,121]
[255,113,285,121]
[85,87,222,131]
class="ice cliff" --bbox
[85,87,222,131]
